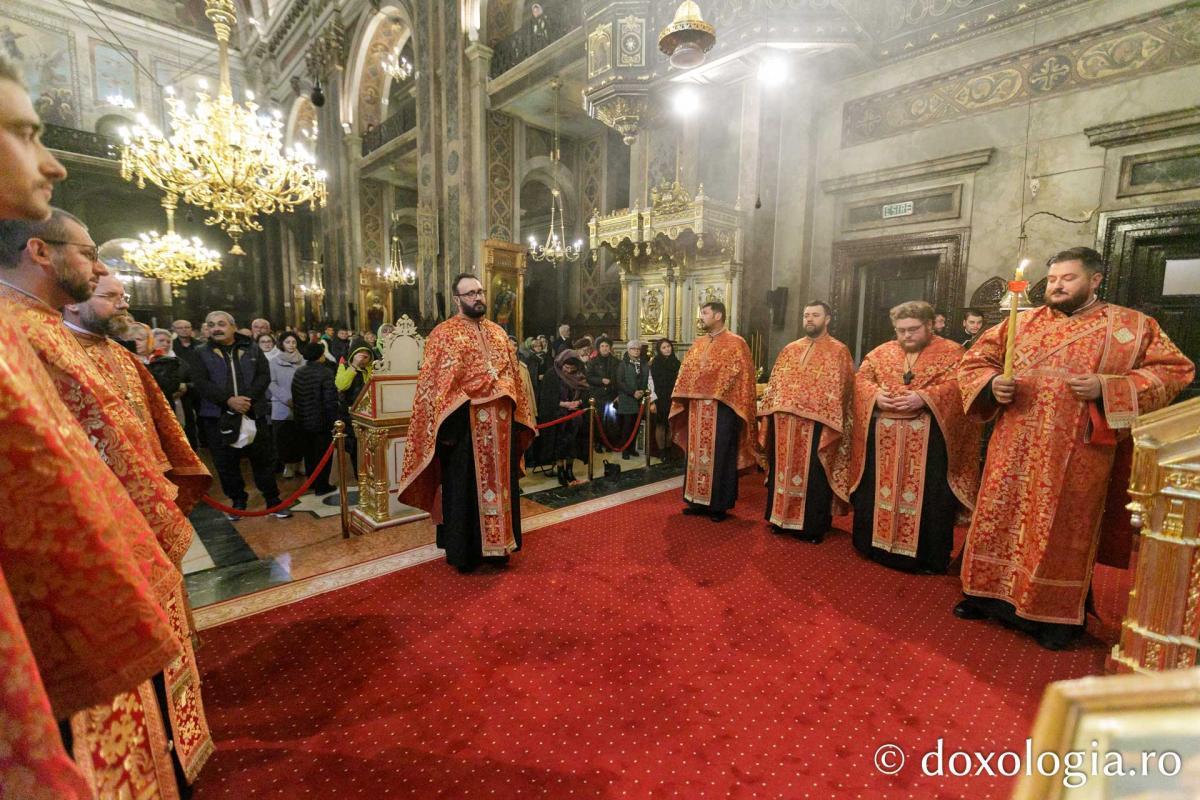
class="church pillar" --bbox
[413,1,443,320]
[464,42,494,270]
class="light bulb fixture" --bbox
[380,224,416,286]
[756,55,788,87]
[527,79,581,265]
[122,194,222,293]
[119,0,327,255]
[658,1,716,69]
[384,46,413,82]
[672,86,700,116]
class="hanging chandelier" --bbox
[122,194,223,293]
[380,220,415,285]
[384,46,413,82]
[527,79,581,264]
[119,0,327,255]
[299,262,326,300]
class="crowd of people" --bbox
[513,323,683,486]
[100,313,383,521]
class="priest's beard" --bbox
[52,253,93,303]
[1046,286,1094,314]
[77,304,132,338]
[461,299,487,319]
[804,322,827,338]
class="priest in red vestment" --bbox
[669,301,759,522]
[0,213,215,798]
[757,301,854,542]
[397,273,537,573]
[845,301,981,574]
[956,247,1194,649]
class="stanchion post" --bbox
[587,398,596,482]
[644,395,652,469]
[333,420,351,539]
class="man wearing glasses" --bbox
[844,300,981,576]
[0,208,216,795]
[396,273,537,574]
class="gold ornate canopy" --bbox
[589,180,742,343]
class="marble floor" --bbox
[184,449,684,609]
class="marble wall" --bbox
[772,0,1200,359]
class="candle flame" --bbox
[1016,258,1030,281]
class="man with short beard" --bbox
[0,211,216,795]
[956,247,1193,649]
[845,300,981,575]
[670,301,759,522]
[757,302,854,543]
[396,273,537,573]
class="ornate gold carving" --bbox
[843,5,1200,146]
[617,15,646,68]
[640,286,664,336]
[588,22,613,77]
[650,179,693,215]
[590,95,648,146]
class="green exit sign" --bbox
[882,200,914,219]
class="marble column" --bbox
[464,42,493,271]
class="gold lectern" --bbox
[347,315,430,536]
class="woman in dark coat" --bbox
[649,338,681,459]
[538,350,587,486]
[614,339,649,459]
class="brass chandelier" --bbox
[122,194,223,292]
[119,0,327,255]
[380,215,416,285]
[527,79,581,264]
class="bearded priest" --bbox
[846,300,981,574]
[669,301,760,522]
[397,273,537,574]
[956,247,1194,650]
[758,301,854,542]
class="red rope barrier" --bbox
[594,400,646,452]
[535,406,589,430]
[200,439,338,516]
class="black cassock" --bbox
[683,401,742,514]
[435,403,523,571]
[850,415,956,573]
[762,417,835,538]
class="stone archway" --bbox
[344,5,414,135]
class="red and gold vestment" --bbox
[398,316,537,556]
[958,302,1193,624]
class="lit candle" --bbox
[1002,258,1030,379]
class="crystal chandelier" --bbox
[122,194,222,293]
[119,0,327,255]
[379,220,415,285]
[299,261,326,300]
[527,79,581,264]
[384,46,413,82]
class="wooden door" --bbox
[1100,203,1200,400]
[856,255,939,359]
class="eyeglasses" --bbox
[93,290,130,303]
[456,289,485,298]
[39,239,99,263]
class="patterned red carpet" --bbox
[193,474,1116,799]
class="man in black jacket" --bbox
[292,342,339,495]
[192,310,288,520]
[586,336,619,451]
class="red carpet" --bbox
[193,474,1115,799]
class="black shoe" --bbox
[566,464,579,483]
[794,530,825,544]
[1034,624,1081,651]
[954,598,989,621]
[628,449,639,458]
[709,511,728,522]
[621,450,631,460]
[769,524,787,535]
[682,506,708,516]
[483,554,510,566]
[557,465,569,486]
[454,562,478,574]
